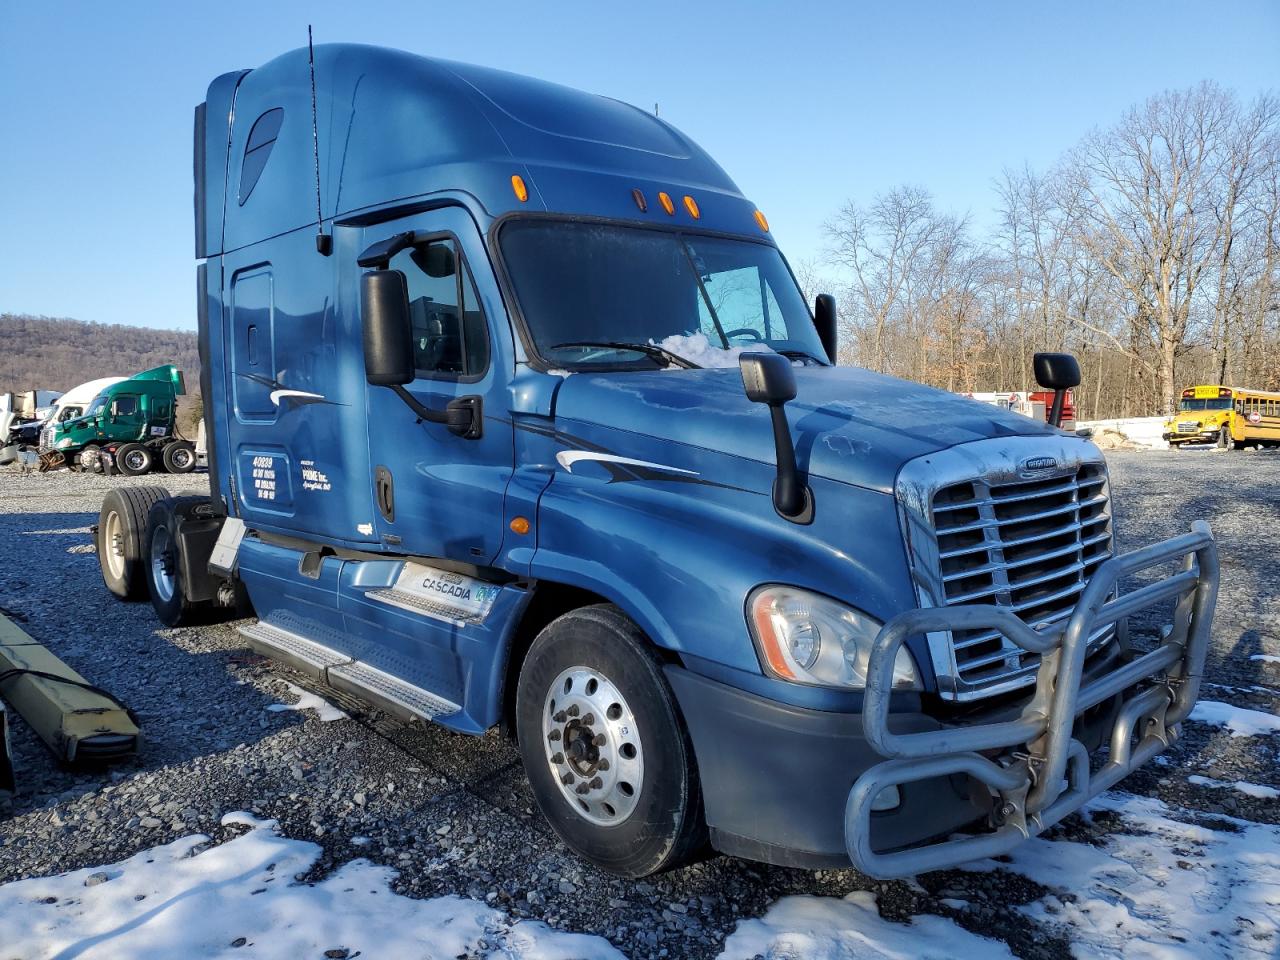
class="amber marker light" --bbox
[751,598,796,680]
[683,195,701,219]
[510,516,531,535]
[754,209,770,232]
[658,191,676,215]
[632,188,648,212]
[511,174,529,202]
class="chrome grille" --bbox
[895,436,1116,701]
[38,425,54,451]
[1176,422,1198,434]
[931,464,1113,689]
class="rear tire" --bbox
[98,486,169,600]
[515,604,706,877]
[145,497,210,626]
[162,441,197,474]
[116,442,152,476]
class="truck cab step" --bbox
[238,621,352,680]
[327,660,460,722]
[238,619,459,723]
[365,586,488,625]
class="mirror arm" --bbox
[1048,390,1066,428]
[768,405,807,518]
[389,386,483,439]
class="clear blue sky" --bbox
[2,1,1277,331]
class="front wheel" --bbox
[515,605,705,878]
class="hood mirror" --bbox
[1033,352,1080,428]
[814,294,838,365]
[740,353,811,523]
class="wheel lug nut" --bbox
[566,705,580,718]
[561,773,574,785]
[582,713,595,725]
[551,752,564,764]
[575,783,590,795]
[592,734,606,747]
[597,759,610,771]
[547,730,561,741]
[553,711,566,723]
[589,777,603,790]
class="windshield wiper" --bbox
[550,341,702,369]
[777,348,827,364]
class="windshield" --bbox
[84,393,109,417]
[1179,398,1232,411]
[500,221,827,369]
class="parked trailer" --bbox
[97,45,1219,879]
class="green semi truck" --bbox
[39,365,197,475]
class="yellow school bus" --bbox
[1163,384,1280,449]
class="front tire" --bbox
[515,604,705,877]
[98,486,169,600]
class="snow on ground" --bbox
[1190,699,1280,737]
[266,681,348,722]
[652,331,774,369]
[962,792,1280,959]
[0,813,623,960]
[1188,774,1280,800]
[717,890,1016,959]
[1076,416,1168,449]
[1251,654,1280,665]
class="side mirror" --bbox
[740,353,810,522]
[741,351,797,405]
[361,270,415,386]
[1032,352,1080,428]
[814,294,838,365]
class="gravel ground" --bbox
[0,449,1276,959]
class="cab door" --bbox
[361,206,514,565]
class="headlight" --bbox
[747,585,922,690]
[55,438,73,449]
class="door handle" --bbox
[375,465,395,522]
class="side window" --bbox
[239,108,284,205]
[111,396,139,418]
[390,238,490,379]
[154,400,171,421]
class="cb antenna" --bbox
[308,25,332,256]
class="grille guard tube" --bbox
[845,520,1218,878]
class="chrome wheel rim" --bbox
[104,510,125,579]
[123,450,148,472]
[150,524,175,603]
[169,447,193,469]
[542,665,644,826]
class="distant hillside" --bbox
[0,314,200,395]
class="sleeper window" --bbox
[390,238,490,379]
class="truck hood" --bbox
[552,365,1060,493]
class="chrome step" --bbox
[327,660,460,722]
[238,621,352,681]
[366,587,487,625]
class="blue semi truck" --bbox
[97,44,1219,878]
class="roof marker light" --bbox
[632,188,648,212]
[683,195,701,219]
[511,174,529,203]
[658,191,676,215]
[754,209,770,232]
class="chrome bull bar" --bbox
[845,520,1218,878]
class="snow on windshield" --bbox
[651,332,776,369]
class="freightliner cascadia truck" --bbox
[96,44,1219,879]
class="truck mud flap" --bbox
[846,520,1218,878]
[0,611,141,765]
[1,701,14,801]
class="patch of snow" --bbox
[0,815,623,960]
[961,791,1280,958]
[1250,654,1280,665]
[1077,416,1168,450]
[1190,699,1280,737]
[1188,774,1280,800]
[546,368,573,378]
[267,682,348,723]
[717,889,1015,959]
[939,897,970,910]
[652,331,775,369]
